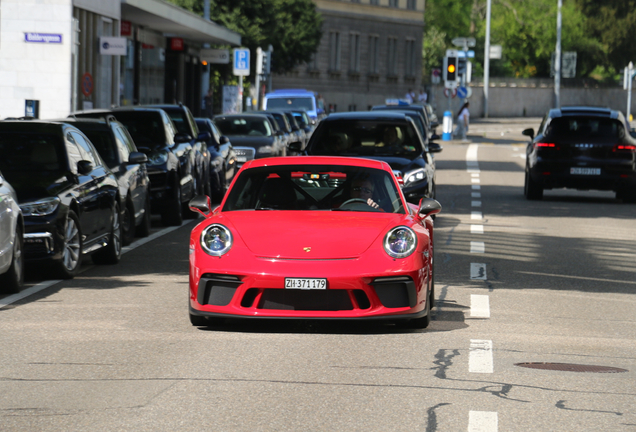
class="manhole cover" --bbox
[515,362,627,373]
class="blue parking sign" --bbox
[233,48,250,76]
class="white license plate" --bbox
[285,278,327,290]
[570,167,600,175]
[237,156,247,162]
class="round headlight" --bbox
[384,226,417,258]
[200,224,233,256]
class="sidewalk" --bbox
[441,117,541,144]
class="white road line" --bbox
[466,144,479,162]
[471,192,481,198]
[470,263,487,280]
[469,339,494,373]
[471,211,483,220]
[468,411,498,431]
[471,178,481,183]
[0,220,193,308]
[471,173,480,177]
[470,242,485,253]
[471,201,482,207]
[470,224,484,234]
[470,294,490,317]
[471,185,481,190]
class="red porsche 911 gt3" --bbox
[188,156,441,329]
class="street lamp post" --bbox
[483,0,491,118]
[554,0,562,108]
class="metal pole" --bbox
[238,75,243,113]
[483,0,491,118]
[554,0,562,108]
[628,62,634,123]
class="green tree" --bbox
[421,26,447,83]
[167,0,322,74]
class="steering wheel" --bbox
[339,198,382,212]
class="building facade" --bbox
[0,0,240,120]
[271,0,425,112]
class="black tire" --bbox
[121,199,135,246]
[618,186,636,203]
[92,203,122,265]
[54,210,83,279]
[524,169,543,200]
[0,224,24,294]
[161,180,183,226]
[135,192,152,238]
[404,292,431,329]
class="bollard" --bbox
[442,110,453,141]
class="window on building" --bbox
[368,35,379,74]
[349,32,360,73]
[405,38,416,77]
[329,31,341,71]
[407,0,416,10]
[389,0,399,7]
[387,37,398,76]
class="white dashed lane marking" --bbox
[468,411,498,431]
[469,339,494,373]
[470,294,490,317]
[470,242,485,253]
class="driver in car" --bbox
[348,178,382,210]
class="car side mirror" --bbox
[174,132,192,144]
[220,135,230,145]
[189,195,211,216]
[128,151,148,164]
[77,160,93,175]
[288,141,302,153]
[417,198,442,219]
[197,131,212,142]
[522,128,535,140]
[428,142,443,153]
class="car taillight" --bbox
[613,143,636,152]
[535,142,557,148]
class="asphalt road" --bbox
[1,121,635,431]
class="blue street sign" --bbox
[233,48,250,76]
[457,50,475,58]
[457,86,468,99]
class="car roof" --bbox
[241,155,391,171]
[214,113,270,119]
[0,119,74,132]
[322,111,411,122]
[266,89,314,96]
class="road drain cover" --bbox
[515,362,627,373]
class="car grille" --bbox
[243,288,371,311]
[233,146,255,163]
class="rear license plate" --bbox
[237,156,247,162]
[285,278,327,290]
[570,167,600,175]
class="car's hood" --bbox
[225,136,274,148]
[220,211,404,259]
[3,171,72,203]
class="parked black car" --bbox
[254,111,290,154]
[213,114,285,165]
[0,120,122,279]
[72,107,197,226]
[145,104,211,197]
[371,104,439,140]
[195,117,238,202]
[522,106,636,202]
[302,111,442,203]
[63,116,151,245]
[262,110,296,152]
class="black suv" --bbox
[72,107,197,225]
[523,106,636,202]
[0,120,122,279]
[63,116,152,244]
[145,104,211,197]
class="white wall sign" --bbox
[99,37,127,55]
[201,48,230,64]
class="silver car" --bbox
[0,169,24,293]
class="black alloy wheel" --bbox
[135,192,152,238]
[121,199,136,246]
[92,203,122,265]
[524,168,543,200]
[55,210,83,279]
[162,180,183,226]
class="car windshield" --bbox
[0,132,66,175]
[163,110,189,135]
[215,117,272,137]
[267,97,314,111]
[309,120,423,157]
[223,164,405,213]
[547,117,624,140]
[82,129,117,168]
[111,112,167,147]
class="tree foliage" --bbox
[425,0,617,80]
[167,0,323,74]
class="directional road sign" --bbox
[233,48,250,76]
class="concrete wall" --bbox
[428,85,636,119]
[0,0,74,119]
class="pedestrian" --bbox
[203,88,214,118]
[317,94,325,113]
[454,101,470,142]
[405,89,414,104]
[418,88,428,104]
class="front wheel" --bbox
[92,203,122,265]
[136,192,152,238]
[0,224,24,293]
[121,200,135,246]
[54,210,82,279]
[162,180,183,226]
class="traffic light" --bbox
[261,51,271,75]
[201,60,209,72]
[446,56,457,83]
